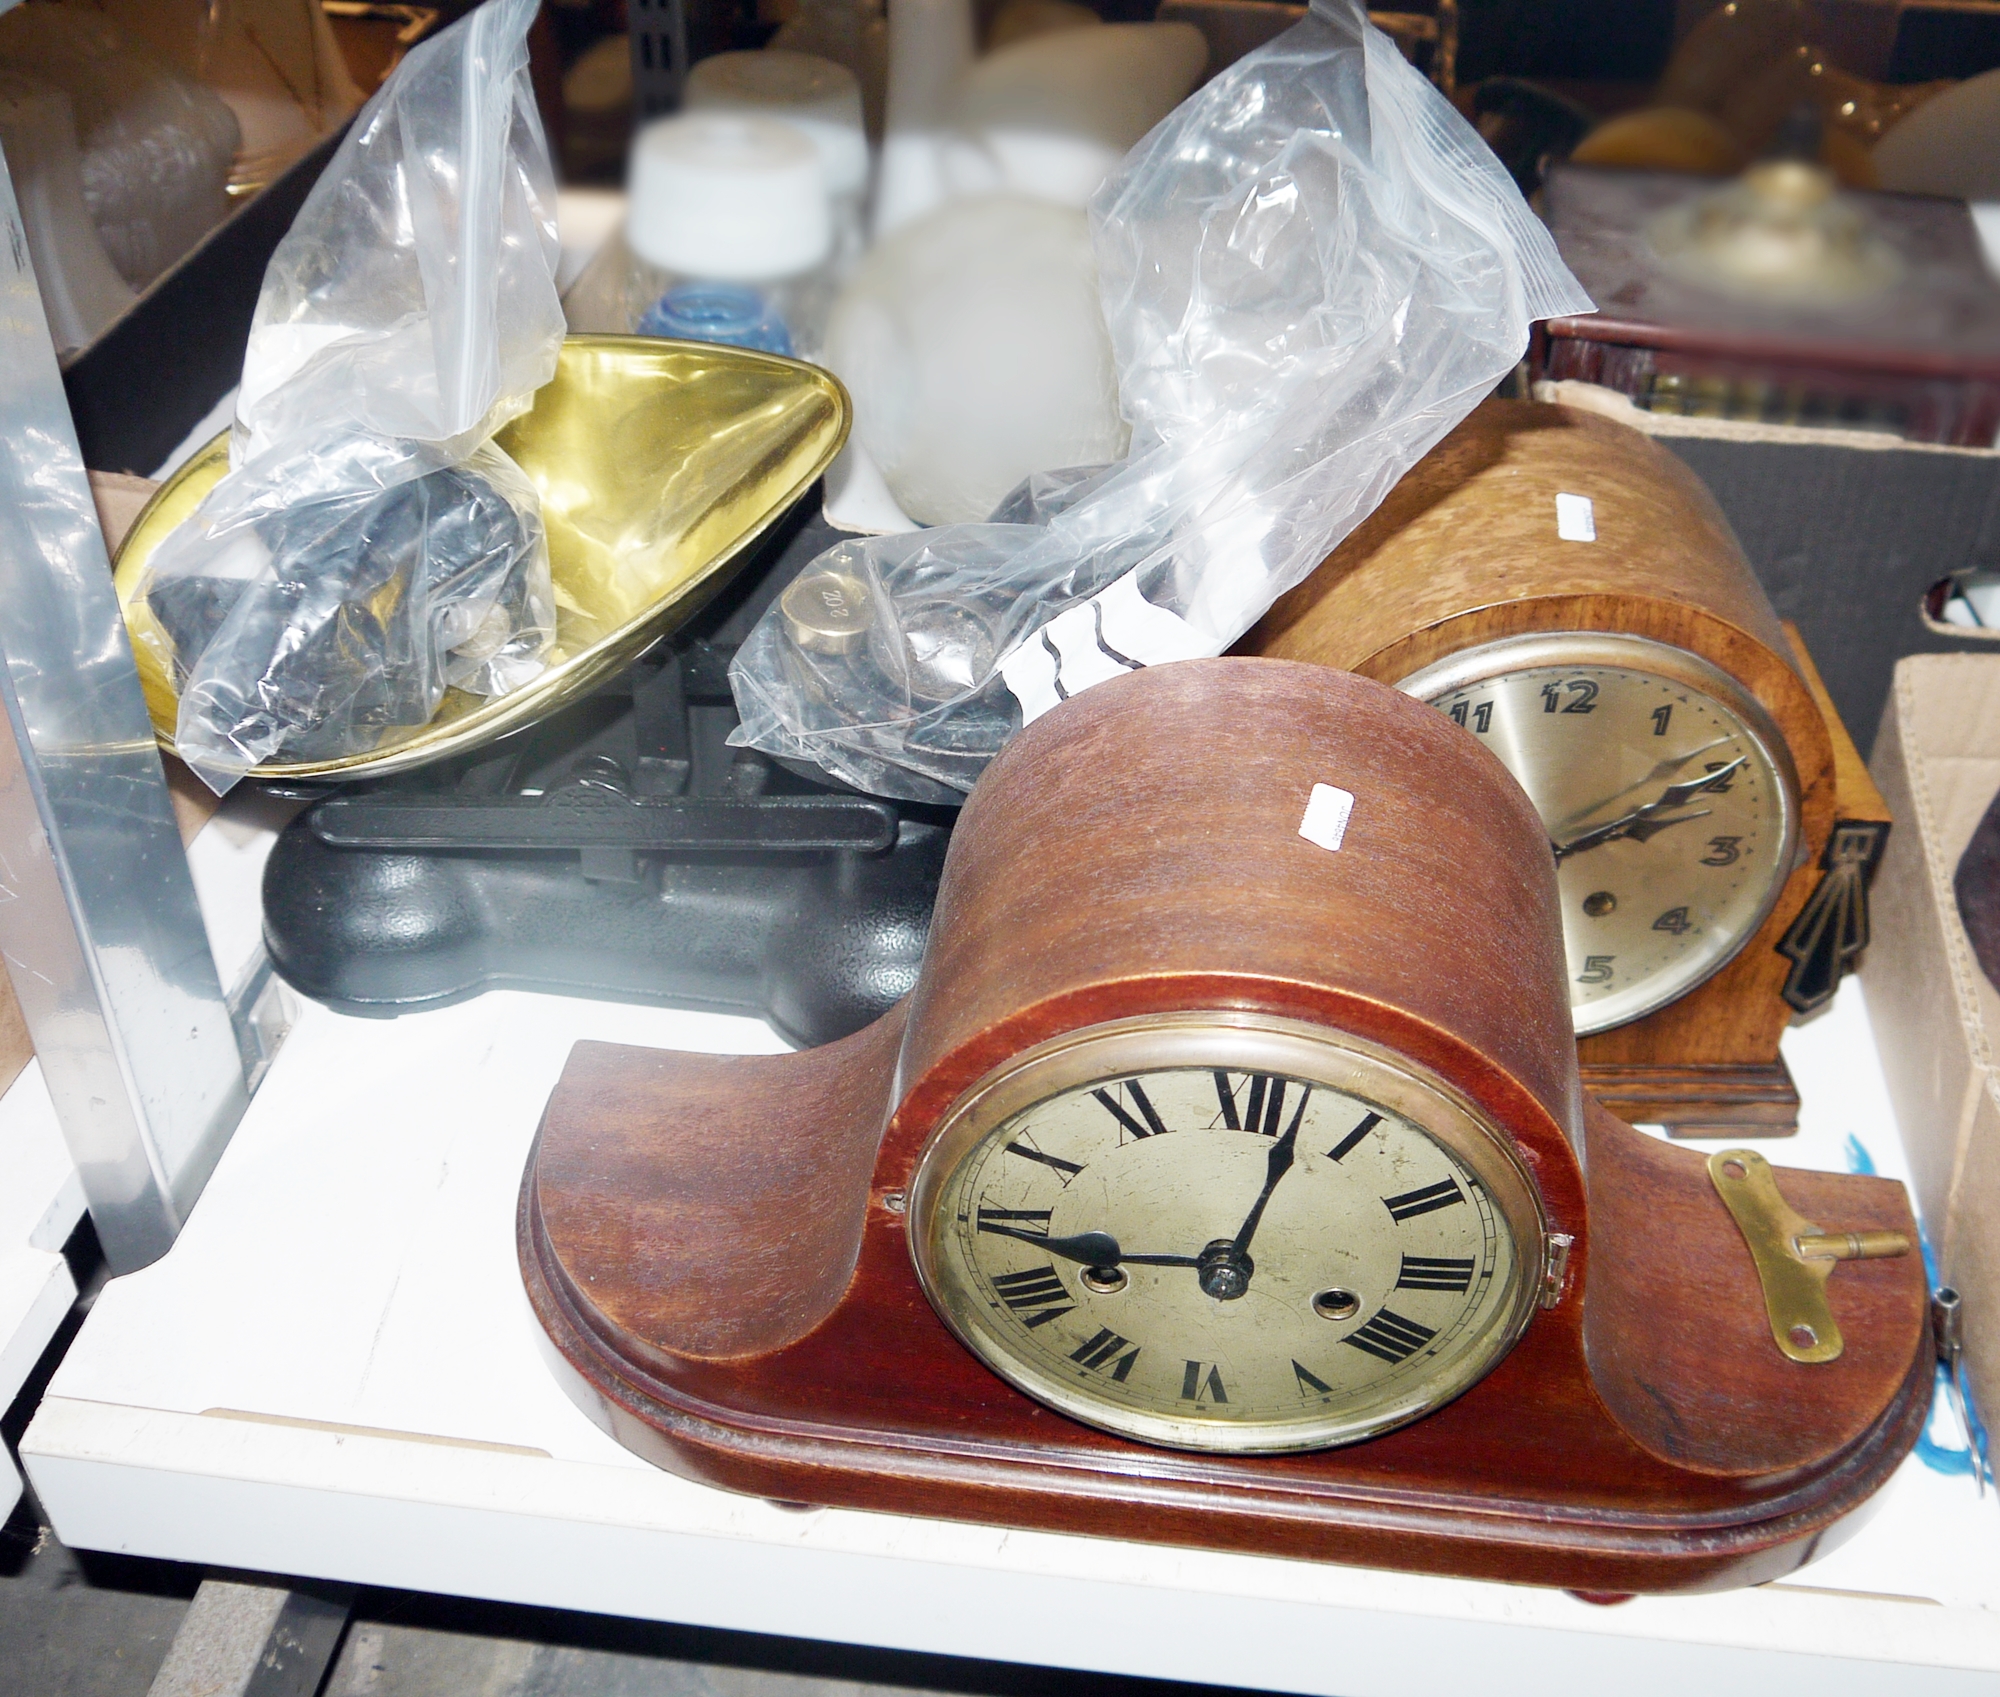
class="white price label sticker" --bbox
[998,571,1215,726]
[1556,492,1597,542]
[1298,784,1355,852]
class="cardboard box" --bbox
[1864,653,2000,1423]
[1538,379,2000,757]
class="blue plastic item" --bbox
[637,282,793,355]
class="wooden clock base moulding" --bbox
[519,1031,1930,1597]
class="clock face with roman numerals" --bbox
[1400,632,1800,1036]
[910,1021,1543,1453]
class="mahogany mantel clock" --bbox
[521,659,1927,1594]
[1245,399,1891,1136]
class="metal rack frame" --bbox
[0,147,250,1272]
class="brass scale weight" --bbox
[523,650,1927,1593]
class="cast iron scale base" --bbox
[260,510,954,1046]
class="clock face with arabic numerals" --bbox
[908,1017,1546,1454]
[1399,633,1801,1037]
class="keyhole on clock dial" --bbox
[1313,1289,1361,1321]
[1080,1265,1127,1294]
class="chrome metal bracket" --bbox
[0,143,250,1271]
[1933,1285,1991,1495]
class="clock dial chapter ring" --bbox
[907,1013,1547,1455]
[1395,633,1802,1037]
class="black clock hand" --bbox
[1618,809,1712,843]
[1553,808,1658,862]
[978,1225,1200,1268]
[1176,1088,1317,1303]
[1552,757,1744,862]
[987,1088,1316,1291]
[1229,1088,1310,1257]
[1647,755,1747,813]
[1554,736,1735,831]
[1554,807,1713,861]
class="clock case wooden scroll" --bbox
[522,660,1928,1595]
[1247,399,1890,1138]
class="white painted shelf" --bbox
[14,797,2000,1694]
[0,1060,85,1522]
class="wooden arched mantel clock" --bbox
[1245,399,1890,1138]
[520,659,1927,1595]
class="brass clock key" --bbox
[1708,1147,1912,1364]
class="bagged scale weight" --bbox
[149,453,550,768]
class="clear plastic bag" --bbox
[135,0,564,791]
[148,444,552,771]
[729,0,1594,801]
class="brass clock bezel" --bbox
[1395,632,1804,1037]
[906,1011,1548,1455]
